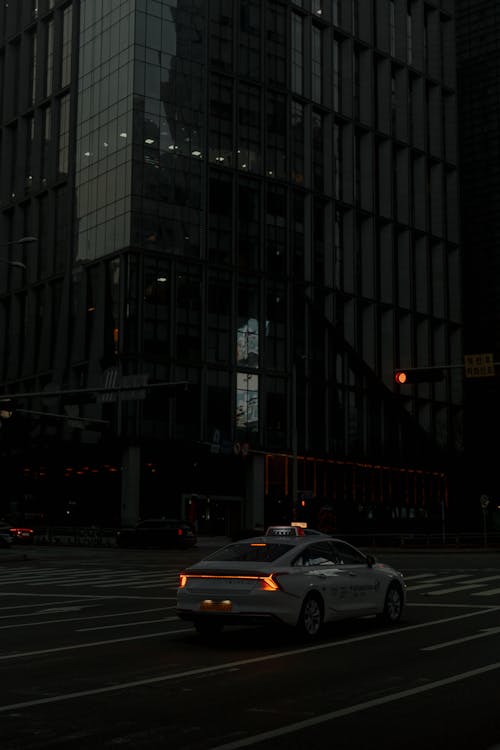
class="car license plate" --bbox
[200,600,232,612]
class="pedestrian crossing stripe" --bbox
[0,566,182,589]
[1,567,500,596]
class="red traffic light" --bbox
[393,368,444,384]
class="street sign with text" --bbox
[464,353,495,378]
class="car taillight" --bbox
[179,574,187,588]
[177,528,184,536]
[259,573,287,591]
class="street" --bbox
[1,545,500,749]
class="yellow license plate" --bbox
[200,600,232,612]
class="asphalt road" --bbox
[1,544,500,750]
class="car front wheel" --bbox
[379,582,404,624]
[297,593,324,639]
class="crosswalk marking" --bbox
[472,587,500,597]
[416,574,500,596]
[427,583,490,595]
[0,565,182,590]
[2,565,500,598]
[407,574,471,591]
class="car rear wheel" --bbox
[379,582,403,624]
[297,593,324,639]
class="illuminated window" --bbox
[236,372,259,432]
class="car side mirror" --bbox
[366,554,376,568]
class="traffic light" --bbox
[394,368,444,385]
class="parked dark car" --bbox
[116,518,197,549]
[9,526,35,544]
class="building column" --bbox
[245,454,265,529]
[121,444,141,526]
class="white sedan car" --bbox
[176,528,406,638]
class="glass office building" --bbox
[0,1,462,535]
[456,0,500,521]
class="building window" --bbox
[24,115,35,193]
[312,24,323,104]
[266,3,286,86]
[209,74,233,166]
[407,1,413,65]
[61,5,73,89]
[237,84,261,173]
[312,110,324,192]
[265,185,286,275]
[41,106,51,185]
[236,372,259,433]
[291,13,303,95]
[58,94,70,177]
[29,31,37,105]
[266,91,286,179]
[291,100,304,185]
[239,0,260,79]
[333,38,341,111]
[208,271,231,364]
[389,0,396,58]
[175,265,201,363]
[237,276,259,368]
[237,178,261,269]
[45,19,54,98]
[265,281,286,370]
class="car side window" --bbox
[293,542,338,567]
[332,541,366,565]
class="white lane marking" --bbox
[408,602,496,609]
[77,616,179,632]
[29,571,167,587]
[210,662,500,750]
[427,583,492,595]
[0,606,176,630]
[0,629,191,664]
[407,574,471,591]
[0,605,170,621]
[0,605,498,665]
[1,619,500,716]
[0,599,99,612]
[0,569,104,586]
[407,583,443,591]
[403,574,437,581]
[425,575,500,596]
[91,576,175,589]
[473,587,500,597]
[422,626,500,651]
[0,591,173,601]
[131,583,175,589]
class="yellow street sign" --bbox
[464,353,495,378]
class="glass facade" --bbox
[0,1,463,533]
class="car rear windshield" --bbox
[205,542,294,562]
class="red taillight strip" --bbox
[178,573,281,591]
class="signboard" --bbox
[464,353,495,378]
